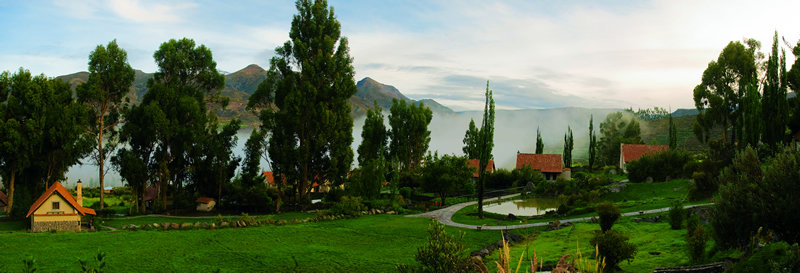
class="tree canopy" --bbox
[249,0,357,202]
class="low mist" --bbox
[352,107,622,169]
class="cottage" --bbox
[467,159,495,181]
[619,144,669,172]
[516,152,570,181]
[196,197,216,212]
[26,181,95,232]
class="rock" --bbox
[590,216,598,223]
[220,222,229,227]
[609,169,617,175]
[161,222,170,228]
[505,213,517,221]
[194,222,202,228]
[387,211,396,215]
[181,223,193,229]
[267,219,275,224]
[129,224,138,230]
[201,222,209,228]
[239,221,247,227]
[211,223,216,228]
[502,231,524,243]
[277,219,287,225]
[646,177,654,183]
[470,248,491,257]
[633,215,663,223]
[170,223,179,229]
[153,223,160,228]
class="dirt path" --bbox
[408,196,712,230]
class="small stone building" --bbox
[26,181,95,232]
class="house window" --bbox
[52,201,60,210]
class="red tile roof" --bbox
[196,197,215,204]
[263,171,275,185]
[26,181,96,217]
[143,184,159,202]
[516,153,563,173]
[621,144,669,163]
[0,190,6,206]
[467,159,495,178]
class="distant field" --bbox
[0,215,510,272]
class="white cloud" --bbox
[108,0,195,23]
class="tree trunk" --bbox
[6,169,15,215]
[98,105,106,209]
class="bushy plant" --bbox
[324,187,346,203]
[731,241,800,273]
[79,252,107,273]
[596,202,620,232]
[668,201,684,230]
[399,187,412,200]
[329,196,366,216]
[626,149,691,182]
[711,146,763,249]
[590,230,636,272]
[686,224,708,265]
[397,220,477,273]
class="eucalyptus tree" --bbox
[77,39,135,209]
[389,99,433,172]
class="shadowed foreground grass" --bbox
[0,215,506,272]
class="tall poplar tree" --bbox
[563,126,573,168]
[668,113,677,150]
[588,115,597,170]
[762,32,789,146]
[249,0,357,202]
[476,81,494,218]
[535,127,544,154]
[77,39,135,209]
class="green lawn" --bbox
[491,216,690,272]
[0,215,511,272]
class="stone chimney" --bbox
[76,179,83,207]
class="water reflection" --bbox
[483,198,561,216]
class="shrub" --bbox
[711,146,763,249]
[686,225,708,265]
[731,241,800,273]
[590,230,637,271]
[596,202,620,232]
[397,220,476,273]
[668,201,684,230]
[324,187,346,203]
[626,149,691,182]
[329,196,366,216]
[79,252,107,273]
[399,187,412,200]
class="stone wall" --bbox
[31,220,80,233]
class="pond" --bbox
[482,197,561,217]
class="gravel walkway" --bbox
[408,196,712,230]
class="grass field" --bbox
[100,211,317,229]
[495,216,690,272]
[0,215,520,272]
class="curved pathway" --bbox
[408,196,712,230]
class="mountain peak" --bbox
[234,64,266,76]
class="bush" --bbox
[626,149,691,182]
[731,241,800,273]
[686,224,708,265]
[590,230,637,271]
[668,201,684,230]
[397,220,477,273]
[329,196,366,216]
[711,146,763,249]
[324,187,346,203]
[597,202,620,232]
[399,187,412,200]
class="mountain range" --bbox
[56,64,453,125]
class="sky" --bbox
[1,0,798,111]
